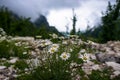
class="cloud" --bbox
[47,0,115,31]
[0,0,115,31]
[0,0,82,21]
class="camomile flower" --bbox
[51,44,59,49]
[70,48,73,52]
[48,44,59,54]
[40,41,47,47]
[23,51,27,55]
[62,40,68,45]
[40,40,52,47]
[79,49,86,53]
[50,33,58,38]
[60,52,70,61]
[48,47,58,54]
[79,53,90,62]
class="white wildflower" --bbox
[70,48,73,52]
[79,53,90,62]
[50,33,58,38]
[62,40,68,44]
[70,62,77,68]
[51,44,59,49]
[79,49,86,53]
[35,35,42,39]
[23,52,27,55]
[71,40,77,44]
[60,52,70,61]
[48,47,58,54]
[40,40,47,47]
[0,36,6,41]
[15,42,21,46]
[40,40,52,47]
[48,44,59,54]
[59,36,65,40]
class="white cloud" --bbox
[47,0,109,32]
[0,0,115,32]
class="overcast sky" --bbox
[0,0,115,32]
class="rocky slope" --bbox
[0,28,120,80]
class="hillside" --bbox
[0,6,61,37]
[0,28,120,80]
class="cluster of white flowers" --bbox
[50,33,58,39]
[15,42,22,46]
[39,40,52,47]
[60,52,70,61]
[69,35,79,39]
[23,51,27,55]
[48,44,59,54]
[78,49,90,62]
[79,49,86,53]
[62,40,68,45]
[0,28,7,42]
[35,35,42,39]
[0,28,6,36]
[79,53,90,62]
[59,36,65,40]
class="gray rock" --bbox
[106,62,120,71]
[0,66,6,70]
[95,53,120,63]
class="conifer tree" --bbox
[100,0,120,42]
[70,9,77,35]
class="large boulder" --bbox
[95,53,120,63]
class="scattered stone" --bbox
[92,64,101,70]
[105,62,120,71]
[113,71,120,76]
[0,75,6,80]
[9,57,18,64]
[0,66,6,70]
[95,53,120,63]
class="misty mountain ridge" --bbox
[0,6,61,38]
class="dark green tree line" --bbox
[0,6,61,38]
[100,0,120,42]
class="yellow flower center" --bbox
[63,54,67,58]
[83,56,87,60]
[51,49,55,53]
[53,46,57,48]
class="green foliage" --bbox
[100,0,120,43]
[51,38,61,43]
[15,74,33,80]
[88,70,110,80]
[3,61,12,67]
[0,40,12,58]
[22,54,71,80]
[78,0,120,43]
[14,60,28,70]
[0,6,61,38]
[112,75,120,80]
[70,29,75,35]
[0,40,29,59]
[0,6,36,36]
[36,26,51,39]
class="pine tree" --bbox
[70,9,77,35]
[100,0,120,43]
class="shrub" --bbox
[14,60,28,71]
[0,40,29,59]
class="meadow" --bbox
[0,28,120,80]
